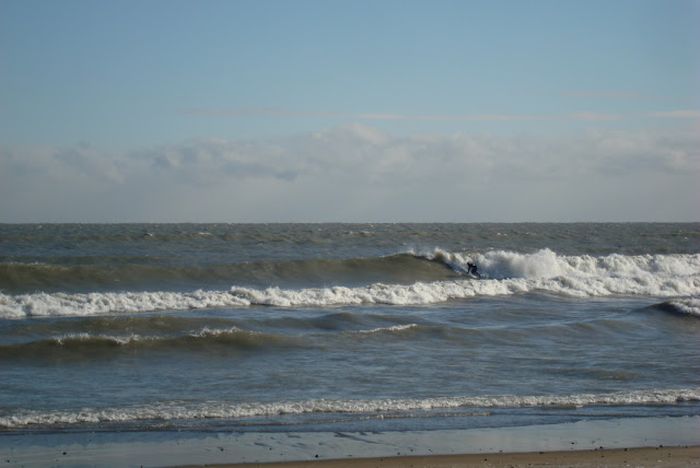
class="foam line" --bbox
[2,387,698,428]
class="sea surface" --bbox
[0,223,699,435]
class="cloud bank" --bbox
[1,125,698,222]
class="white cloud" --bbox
[1,126,698,222]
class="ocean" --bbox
[1,223,699,438]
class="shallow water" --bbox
[0,223,698,433]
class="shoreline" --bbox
[1,416,699,467]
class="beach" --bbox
[4,0,700,464]
[228,447,700,468]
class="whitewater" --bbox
[2,249,698,318]
[1,223,699,434]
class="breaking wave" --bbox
[1,250,698,318]
[420,248,700,281]
[2,388,698,429]
[0,290,250,319]
[653,298,700,317]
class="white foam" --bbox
[190,326,245,337]
[422,248,700,281]
[1,388,698,428]
[0,290,249,319]
[1,250,698,318]
[354,323,419,334]
[666,297,700,317]
[47,326,247,345]
[53,332,145,346]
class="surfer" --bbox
[467,262,480,278]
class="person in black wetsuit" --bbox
[467,262,480,278]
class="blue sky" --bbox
[0,0,698,221]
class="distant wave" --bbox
[1,250,698,318]
[0,253,457,293]
[0,327,303,359]
[0,324,427,359]
[353,323,420,335]
[2,387,698,429]
[0,224,382,244]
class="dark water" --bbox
[0,223,699,433]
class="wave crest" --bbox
[653,298,700,317]
[0,327,300,359]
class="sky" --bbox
[0,0,698,222]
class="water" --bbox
[0,223,699,434]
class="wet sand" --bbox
[2,416,699,467]
[226,446,700,468]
